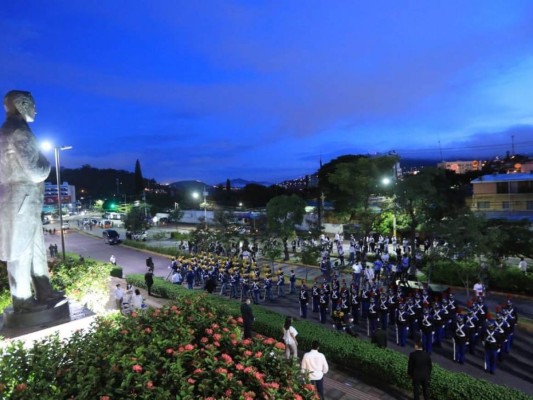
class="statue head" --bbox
[4,90,36,122]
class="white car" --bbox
[132,231,147,241]
[61,222,70,230]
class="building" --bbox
[438,160,481,174]
[44,181,77,212]
[470,173,533,221]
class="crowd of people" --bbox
[160,229,520,378]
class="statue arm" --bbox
[12,129,51,183]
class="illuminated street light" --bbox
[42,142,72,260]
[192,189,208,228]
[382,176,396,238]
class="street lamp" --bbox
[192,188,208,228]
[43,143,72,260]
[382,177,397,238]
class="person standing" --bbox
[299,282,309,318]
[301,340,329,400]
[407,340,433,400]
[144,268,154,296]
[240,298,254,339]
[518,257,528,275]
[110,254,116,265]
[113,284,124,310]
[283,316,299,360]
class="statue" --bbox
[0,90,63,314]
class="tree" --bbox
[266,194,306,238]
[134,159,144,195]
[124,207,148,233]
[320,155,398,224]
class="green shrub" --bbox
[110,266,123,278]
[50,256,112,314]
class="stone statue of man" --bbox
[0,90,61,312]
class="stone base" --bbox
[2,298,70,330]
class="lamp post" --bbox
[54,145,72,260]
[382,177,397,238]
[192,189,208,229]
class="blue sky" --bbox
[2,1,533,184]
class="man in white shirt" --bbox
[473,281,484,298]
[518,258,528,275]
[301,340,329,400]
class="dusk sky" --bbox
[2,1,533,184]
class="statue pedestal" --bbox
[2,298,70,330]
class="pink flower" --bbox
[244,366,254,374]
[211,323,219,329]
[213,341,220,347]
[130,311,138,318]
[222,327,229,332]
[213,333,222,341]
[193,368,203,374]
[294,395,304,400]
[274,342,285,350]
[100,396,110,400]
[188,378,196,384]
[236,363,244,370]
[170,305,178,311]
[225,389,232,397]
[215,367,228,374]
[205,328,213,335]
[254,351,262,358]
[200,337,209,343]
[236,317,243,324]
[144,327,152,334]
[184,344,194,351]
[132,364,143,373]
[15,383,27,391]
[166,348,174,355]
[244,350,252,357]
[242,338,252,346]
[230,333,237,340]
[146,380,154,390]
[304,384,316,392]
[221,353,233,364]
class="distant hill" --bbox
[228,178,272,188]
[168,178,273,191]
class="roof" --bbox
[471,173,533,184]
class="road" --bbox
[45,228,533,396]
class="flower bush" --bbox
[0,297,318,400]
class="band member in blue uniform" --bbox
[420,306,434,354]
[465,305,480,355]
[482,320,499,374]
[299,282,309,319]
[251,279,260,304]
[367,296,379,337]
[312,281,320,313]
[396,301,409,347]
[289,269,296,294]
[319,288,329,324]
[453,313,468,364]
[350,285,361,324]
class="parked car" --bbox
[131,231,147,241]
[61,221,70,230]
[103,229,120,245]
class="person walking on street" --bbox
[110,254,116,266]
[240,298,255,339]
[283,316,299,360]
[144,268,154,296]
[301,340,329,400]
[407,340,433,400]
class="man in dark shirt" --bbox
[408,340,433,400]
[371,326,387,348]
[240,298,255,339]
[144,268,154,296]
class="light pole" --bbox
[382,177,397,238]
[202,187,208,229]
[54,145,72,260]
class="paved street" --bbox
[44,228,533,397]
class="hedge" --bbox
[126,274,533,400]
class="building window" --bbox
[477,201,490,209]
[527,201,533,210]
[502,201,510,209]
